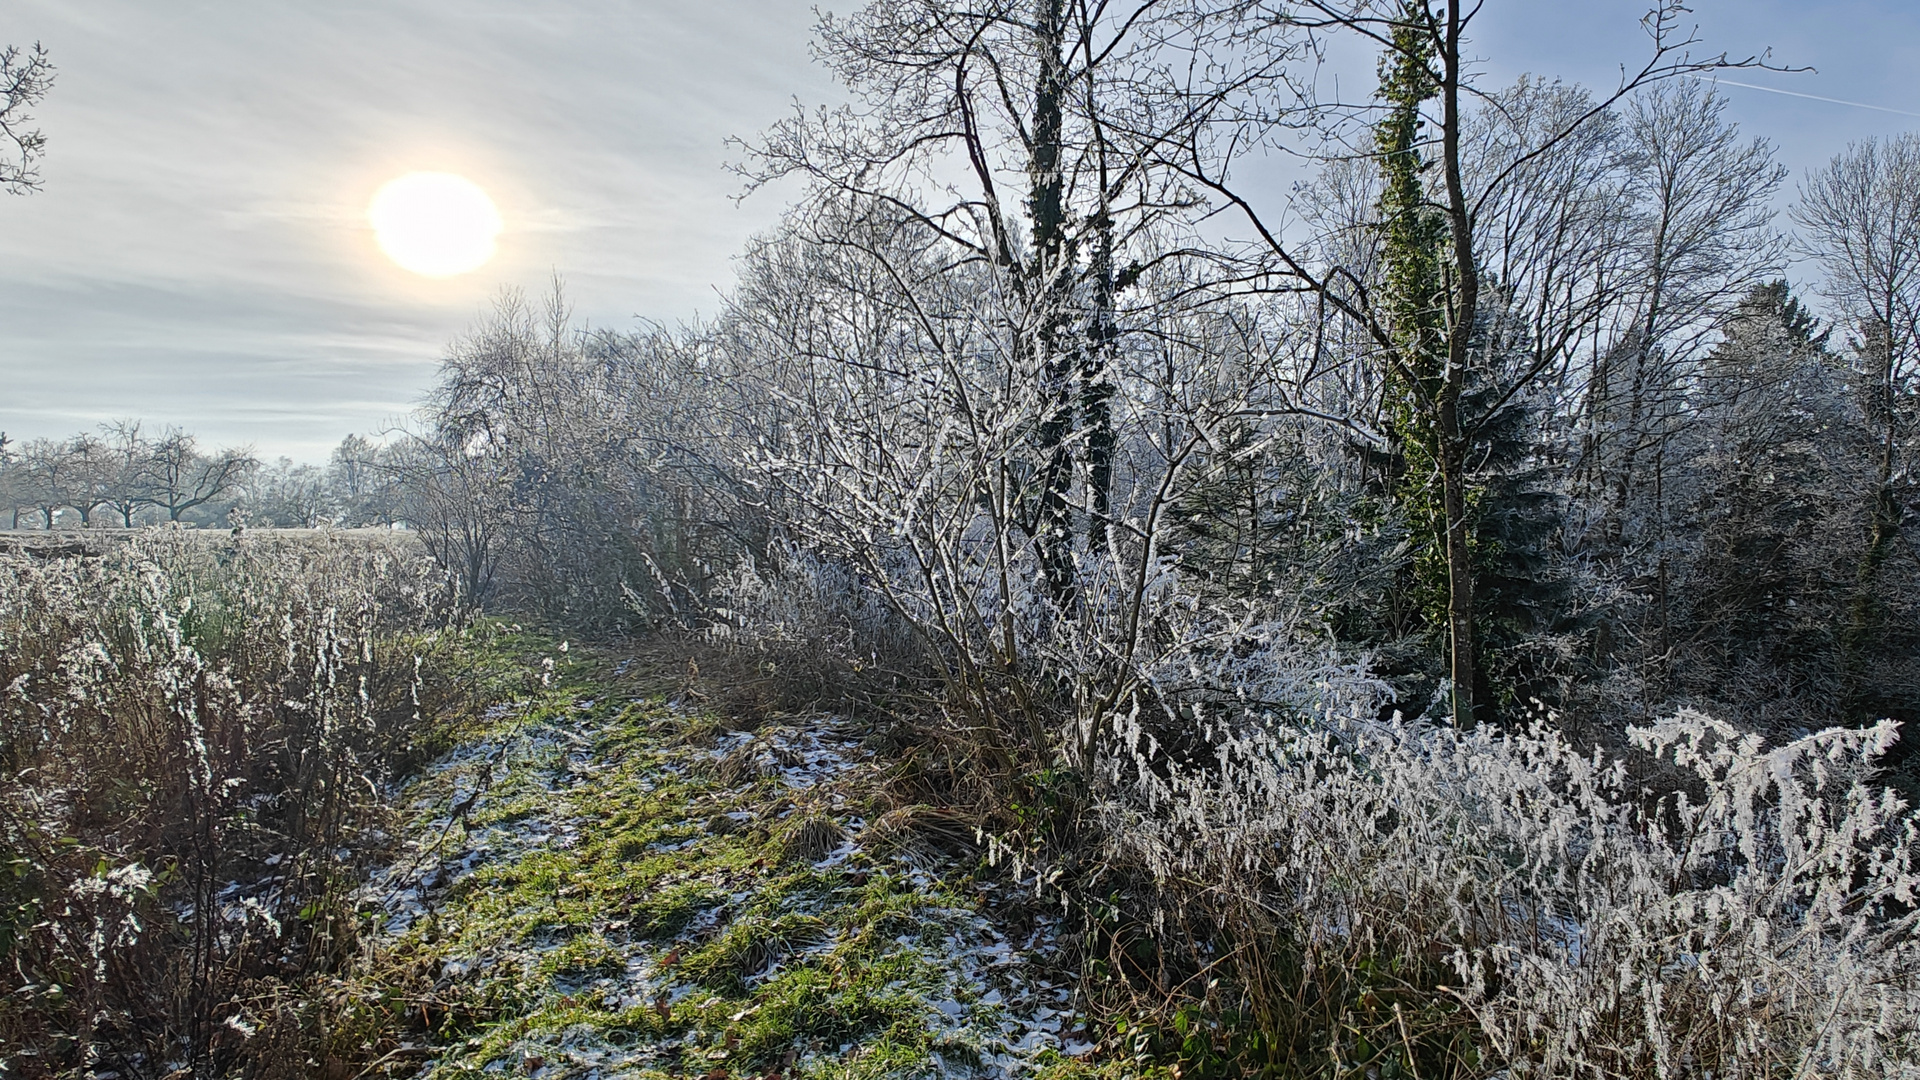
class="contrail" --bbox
[1693,75,1920,120]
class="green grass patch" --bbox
[327,634,1128,1080]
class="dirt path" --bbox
[359,664,1096,1080]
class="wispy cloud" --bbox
[1696,75,1920,120]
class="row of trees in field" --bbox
[0,426,407,529]
[0,425,256,528]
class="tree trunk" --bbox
[1847,316,1900,666]
[1081,13,1117,554]
[1438,1,1480,723]
[1084,215,1117,552]
[1029,0,1076,606]
[1439,429,1475,723]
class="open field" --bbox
[0,526,423,556]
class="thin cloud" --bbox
[1698,75,1920,120]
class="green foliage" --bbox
[1374,3,1450,621]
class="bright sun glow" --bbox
[368,172,501,277]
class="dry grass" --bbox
[0,527,459,1078]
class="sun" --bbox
[368,172,502,277]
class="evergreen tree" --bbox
[1459,300,1572,720]
[1661,282,1890,736]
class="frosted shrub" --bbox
[709,541,919,666]
[406,286,767,634]
[1035,552,1395,771]
[1095,697,1920,1078]
[0,528,456,1075]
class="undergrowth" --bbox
[0,528,461,1077]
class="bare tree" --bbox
[391,428,507,609]
[63,434,117,526]
[328,434,396,525]
[242,458,331,527]
[1793,134,1920,636]
[14,437,92,528]
[0,42,53,194]
[0,431,24,528]
[738,0,1308,609]
[1579,80,1785,556]
[96,421,153,527]
[138,428,257,522]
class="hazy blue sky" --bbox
[3,1,1918,461]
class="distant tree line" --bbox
[0,425,406,529]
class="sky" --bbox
[2,1,1918,463]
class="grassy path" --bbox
[346,640,1121,1080]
